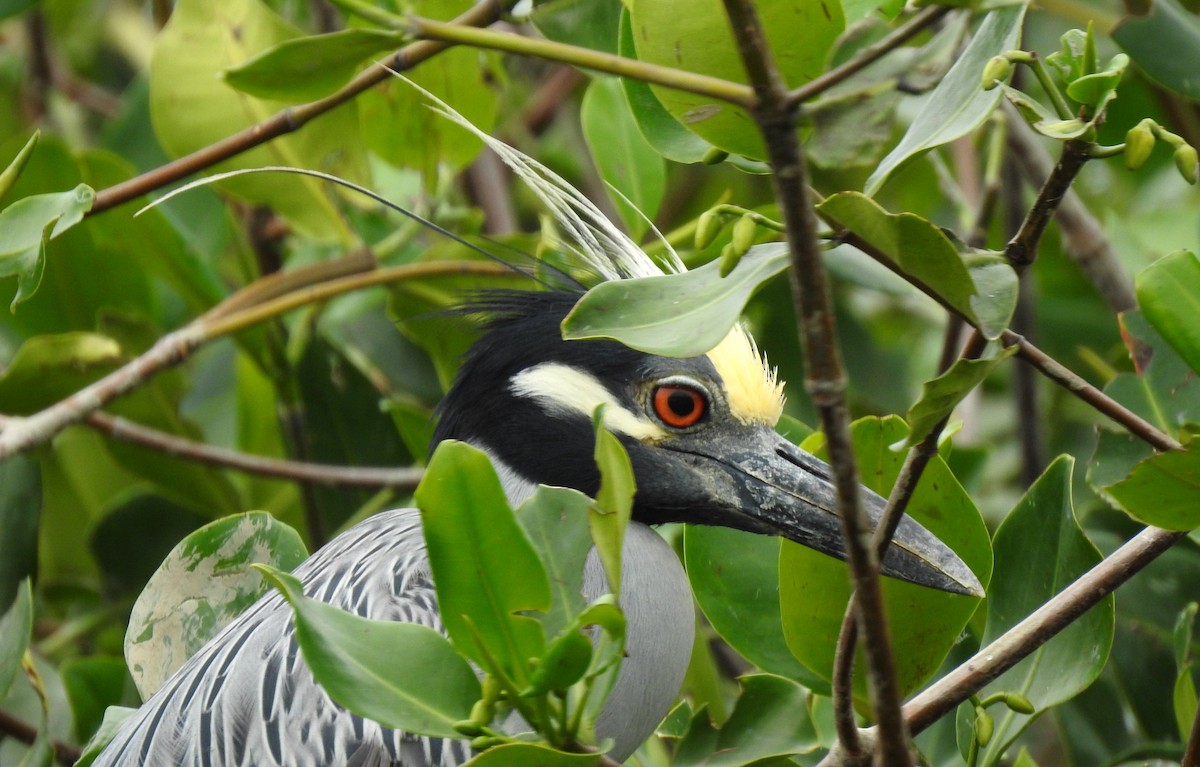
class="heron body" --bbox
[92,97,981,766]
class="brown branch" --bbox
[1005,108,1137,312]
[787,5,954,106]
[721,1,910,764]
[0,260,512,461]
[0,708,80,767]
[1005,137,1092,267]
[83,411,423,488]
[88,0,508,217]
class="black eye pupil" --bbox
[667,390,695,417]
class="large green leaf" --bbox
[0,456,39,614]
[629,0,844,160]
[684,527,828,691]
[1136,250,1200,375]
[258,566,480,738]
[124,511,308,699]
[0,183,94,308]
[617,10,713,164]
[223,28,406,102]
[1112,0,1200,100]
[0,333,122,413]
[73,706,136,767]
[148,0,363,242]
[414,440,550,680]
[865,4,1026,195]
[1104,442,1200,530]
[530,0,622,54]
[581,77,665,241]
[817,192,1018,339]
[562,243,788,356]
[780,416,990,700]
[516,486,594,641]
[670,674,820,767]
[972,456,1114,765]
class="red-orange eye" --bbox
[652,385,707,428]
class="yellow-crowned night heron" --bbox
[90,99,982,767]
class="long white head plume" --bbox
[397,75,682,283]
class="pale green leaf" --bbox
[905,348,1017,446]
[125,512,308,699]
[1137,250,1200,375]
[866,4,1026,194]
[562,243,788,356]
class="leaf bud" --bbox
[701,146,730,165]
[1124,122,1155,170]
[718,243,739,277]
[469,698,494,726]
[981,55,1013,89]
[1003,692,1036,714]
[974,708,994,747]
[1174,144,1199,184]
[731,214,757,255]
[470,736,503,751]
[454,720,483,736]
[694,210,722,250]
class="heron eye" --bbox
[652,384,707,428]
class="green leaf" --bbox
[780,416,991,700]
[1137,250,1200,375]
[0,184,94,308]
[1104,442,1200,530]
[1174,661,1198,742]
[258,566,480,738]
[817,192,1018,339]
[415,441,551,679]
[671,674,820,767]
[590,408,635,595]
[684,527,829,691]
[223,28,406,102]
[630,0,844,160]
[516,486,594,640]
[1113,0,1200,100]
[462,742,602,767]
[0,580,32,701]
[0,456,39,614]
[124,511,308,699]
[148,0,363,242]
[1101,311,1200,443]
[73,706,137,767]
[1175,602,1198,668]
[562,243,788,356]
[865,4,1026,195]
[0,333,122,413]
[0,131,38,200]
[530,0,622,54]
[975,456,1114,764]
[581,77,665,241]
[617,10,713,164]
[905,348,1017,446]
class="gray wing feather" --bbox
[92,508,472,767]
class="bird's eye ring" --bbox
[652,384,707,428]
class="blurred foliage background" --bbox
[0,0,1199,765]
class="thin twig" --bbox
[787,5,954,106]
[0,261,512,461]
[84,411,424,488]
[1005,109,1136,312]
[1005,137,1092,267]
[407,16,757,109]
[721,1,911,764]
[0,709,80,767]
[88,0,509,216]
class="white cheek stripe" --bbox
[509,363,667,441]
